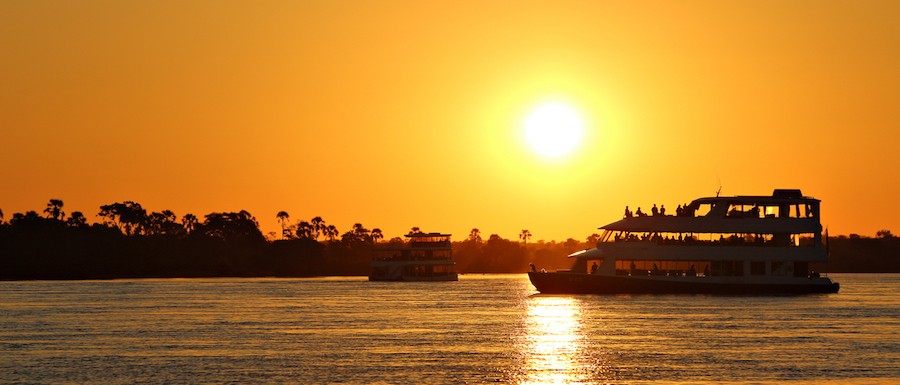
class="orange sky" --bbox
[2,1,899,241]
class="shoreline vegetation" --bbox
[1,199,898,280]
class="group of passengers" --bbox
[612,231,797,247]
[614,232,694,243]
[623,203,696,218]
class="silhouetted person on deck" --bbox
[636,207,645,217]
[624,206,633,218]
[651,204,659,216]
[660,205,666,216]
[749,206,760,218]
[676,204,683,216]
[591,262,598,274]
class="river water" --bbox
[0,274,897,384]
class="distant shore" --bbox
[1,233,897,281]
[2,200,898,280]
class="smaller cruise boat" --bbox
[369,232,458,282]
[529,189,840,294]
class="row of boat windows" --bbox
[372,250,453,261]
[625,203,818,219]
[602,231,819,247]
[371,265,456,276]
[698,202,818,219]
[604,260,806,277]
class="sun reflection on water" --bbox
[521,296,588,385]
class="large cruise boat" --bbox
[529,189,840,294]
[370,232,459,281]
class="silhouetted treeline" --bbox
[0,200,545,279]
[812,232,900,273]
[452,228,598,273]
[0,200,897,280]
[0,200,329,279]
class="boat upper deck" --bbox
[606,189,822,234]
[406,232,451,249]
[373,232,453,253]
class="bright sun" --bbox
[524,102,583,158]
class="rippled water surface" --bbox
[0,274,897,384]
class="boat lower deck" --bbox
[528,271,839,294]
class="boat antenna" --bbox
[716,178,722,197]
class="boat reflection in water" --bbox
[521,296,589,384]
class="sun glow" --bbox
[524,102,584,158]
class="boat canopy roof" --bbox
[690,194,820,206]
[406,232,451,242]
[406,232,452,238]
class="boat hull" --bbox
[528,272,839,295]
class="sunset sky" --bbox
[2,1,898,241]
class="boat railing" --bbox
[608,235,814,248]
[409,240,452,248]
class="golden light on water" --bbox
[521,296,587,385]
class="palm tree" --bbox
[276,211,290,239]
[519,229,532,246]
[44,199,64,220]
[371,228,384,243]
[409,226,421,235]
[325,225,339,241]
[182,213,198,234]
[311,216,324,240]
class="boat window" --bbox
[789,204,817,218]
[750,261,766,275]
[771,261,791,276]
[797,234,818,247]
[694,203,713,217]
[727,204,762,218]
[600,230,613,243]
[710,260,745,276]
